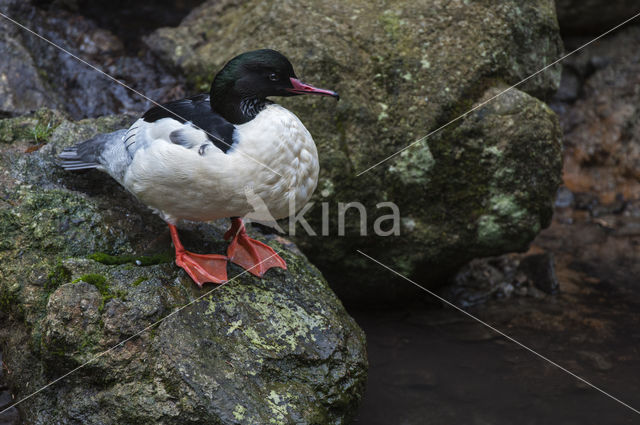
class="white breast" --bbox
[121,104,319,224]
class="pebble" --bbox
[554,186,575,209]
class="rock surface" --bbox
[0,348,20,425]
[0,111,367,424]
[0,0,185,118]
[145,0,564,300]
[0,20,59,116]
[551,26,640,204]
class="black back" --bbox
[142,94,236,153]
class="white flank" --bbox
[118,104,319,223]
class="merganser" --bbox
[58,49,338,286]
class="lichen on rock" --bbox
[0,110,367,425]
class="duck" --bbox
[58,49,339,286]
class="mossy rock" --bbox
[145,0,563,301]
[0,111,367,424]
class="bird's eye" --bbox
[269,73,279,82]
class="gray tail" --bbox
[58,131,122,171]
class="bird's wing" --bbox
[126,94,236,157]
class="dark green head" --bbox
[210,49,338,124]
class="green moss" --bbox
[72,274,117,312]
[0,117,37,143]
[0,209,19,250]
[0,283,20,314]
[73,273,107,290]
[46,261,72,294]
[0,108,64,144]
[131,276,148,287]
[88,252,173,266]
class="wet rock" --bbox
[552,67,582,104]
[145,0,563,301]
[34,0,205,53]
[0,390,12,410]
[0,5,60,115]
[554,186,575,209]
[0,349,20,425]
[444,255,521,308]
[555,0,639,35]
[444,249,564,307]
[0,1,185,119]
[0,111,367,424]
[0,406,20,425]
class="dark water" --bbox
[351,209,640,424]
[351,306,640,424]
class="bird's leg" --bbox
[225,218,287,277]
[223,217,243,241]
[169,224,228,286]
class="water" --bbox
[352,206,640,424]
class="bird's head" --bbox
[211,49,338,123]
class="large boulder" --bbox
[0,110,367,424]
[145,0,564,300]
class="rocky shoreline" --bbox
[1,0,639,423]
